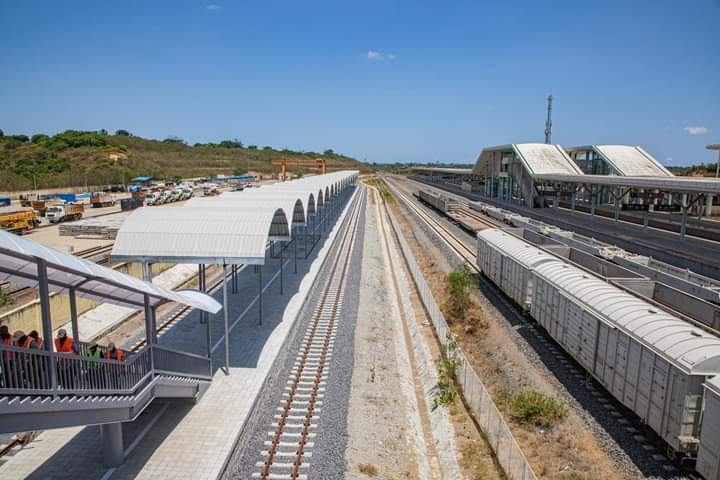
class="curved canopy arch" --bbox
[187,195,307,225]
[112,206,290,265]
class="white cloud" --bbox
[684,126,708,135]
[366,50,397,61]
[205,4,222,11]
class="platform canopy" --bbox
[0,230,221,312]
[566,145,673,177]
[472,143,584,177]
[111,171,359,266]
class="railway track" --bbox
[383,175,690,478]
[383,177,477,267]
[252,187,364,480]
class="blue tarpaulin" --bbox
[131,176,153,182]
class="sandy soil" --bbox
[344,188,423,479]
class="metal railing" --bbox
[0,342,210,397]
[383,200,538,480]
[152,345,212,380]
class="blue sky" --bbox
[1,0,718,165]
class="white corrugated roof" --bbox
[186,196,307,225]
[535,260,720,375]
[111,171,358,265]
[513,144,584,176]
[477,229,558,268]
[0,230,221,313]
[595,145,673,177]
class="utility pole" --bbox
[544,94,553,144]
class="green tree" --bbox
[0,129,4,137]
[31,134,49,144]
[115,129,131,136]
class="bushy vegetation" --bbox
[0,129,368,191]
[445,263,478,320]
[508,390,567,428]
[668,162,720,177]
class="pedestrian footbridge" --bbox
[0,228,221,466]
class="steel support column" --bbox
[69,288,79,341]
[143,294,155,347]
[222,264,230,374]
[101,423,124,468]
[36,258,57,391]
[258,264,263,325]
[199,264,211,365]
[279,242,284,295]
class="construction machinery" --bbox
[271,158,327,181]
[0,207,40,233]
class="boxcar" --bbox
[476,228,720,471]
[531,254,720,457]
[476,229,557,311]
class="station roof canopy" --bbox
[0,230,221,313]
[533,173,720,194]
[472,143,584,177]
[111,171,358,265]
[566,145,673,177]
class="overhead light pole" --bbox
[707,144,720,178]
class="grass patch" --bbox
[508,391,567,428]
[434,333,461,409]
[445,263,478,320]
[358,463,379,476]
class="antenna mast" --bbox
[544,94,553,144]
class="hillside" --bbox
[0,129,370,191]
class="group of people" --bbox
[1,325,126,390]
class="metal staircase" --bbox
[0,343,212,435]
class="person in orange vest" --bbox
[54,329,77,354]
[104,342,125,361]
[104,342,125,389]
[54,329,77,389]
[27,330,43,349]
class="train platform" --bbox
[0,188,359,480]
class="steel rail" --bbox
[258,188,365,479]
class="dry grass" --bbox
[358,463,379,476]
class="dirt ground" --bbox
[344,188,424,479]
[390,198,629,480]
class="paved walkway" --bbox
[0,189,357,480]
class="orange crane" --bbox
[271,159,327,181]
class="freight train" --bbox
[476,229,720,480]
